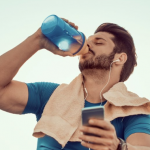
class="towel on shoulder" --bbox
[32,74,150,147]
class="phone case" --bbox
[82,106,104,126]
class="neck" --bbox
[82,68,119,103]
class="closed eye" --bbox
[96,43,103,45]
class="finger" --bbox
[80,126,110,138]
[68,22,78,30]
[61,18,78,30]
[75,25,78,30]
[62,51,73,57]
[79,134,110,146]
[55,49,73,57]
[89,119,114,131]
[81,141,108,150]
[61,18,69,22]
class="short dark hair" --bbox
[95,23,137,82]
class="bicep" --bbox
[126,133,150,147]
[0,80,28,114]
[0,81,59,115]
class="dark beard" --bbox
[79,51,115,72]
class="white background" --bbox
[0,0,150,149]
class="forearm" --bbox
[127,143,150,150]
[0,33,40,89]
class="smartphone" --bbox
[82,106,104,126]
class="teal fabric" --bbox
[23,82,150,150]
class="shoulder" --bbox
[26,81,60,104]
[123,114,150,124]
[23,82,60,116]
[26,82,59,92]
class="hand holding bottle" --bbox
[40,15,88,56]
[33,17,80,57]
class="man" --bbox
[0,19,150,150]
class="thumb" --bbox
[55,49,73,57]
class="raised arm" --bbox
[0,27,72,114]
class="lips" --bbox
[82,48,94,57]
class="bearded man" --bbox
[0,19,150,150]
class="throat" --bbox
[82,69,111,104]
[83,82,108,104]
[82,69,109,85]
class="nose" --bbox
[87,35,94,49]
[87,39,93,49]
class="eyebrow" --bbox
[95,37,107,41]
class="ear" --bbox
[113,53,127,65]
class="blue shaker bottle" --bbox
[41,15,88,55]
